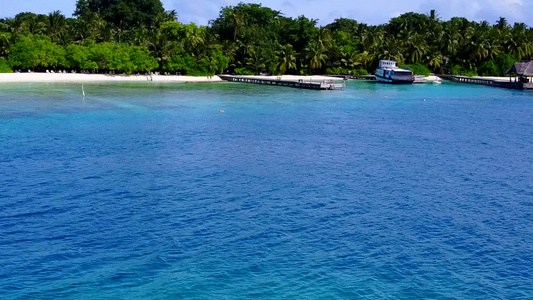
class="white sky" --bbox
[0,0,531,26]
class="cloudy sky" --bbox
[1,0,532,26]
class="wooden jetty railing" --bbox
[219,75,345,90]
[330,75,376,80]
[438,74,527,90]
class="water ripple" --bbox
[0,82,532,299]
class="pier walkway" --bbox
[331,75,376,81]
[219,75,345,90]
[438,74,531,90]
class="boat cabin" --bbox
[379,60,398,69]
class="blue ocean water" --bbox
[0,81,532,299]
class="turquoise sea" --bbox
[0,81,532,299]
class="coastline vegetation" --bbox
[0,1,532,76]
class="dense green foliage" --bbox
[0,3,532,76]
[0,59,12,73]
[8,35,158,74]
[234,67,256,75]
[400,63,431,76]
[74,0,169,29]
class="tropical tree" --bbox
[0,1,530,76]
[305,39,327,72]
[245,47,266,73]
[74,0,166,29]
[276,44,297,74]
[405,33,428,64]
[9,35,66,70]
[47,11,67,44]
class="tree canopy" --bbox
[0,2,532,76]
[74,0,168,29]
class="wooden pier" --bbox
[331,75,376,80]
[438,74,531,90]
[219,75,345,90]
[414,75,427,83]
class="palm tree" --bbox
[378,39,404,63]
[425,47,444,71]
[148,31,176,70]
[228,10,244,41]
[317,27,332,49]
[305,40,327,72]
[495,17,509,31]
[506,23,533,60]
[276,44,297,74]
[221,40,239,67]
[48,11,66,44]
[439,29,460,58]
[237,38,254,67]
[183,25,206,58]
[356,51,374,70]
[133,25,149,46]
[405,33,428,64]
[339,51,360,69]
[0,32,10,58]
[427,10,440,22]
[245,47,266,73]
[75,12,106,42]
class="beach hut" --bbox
[506,61,533,84]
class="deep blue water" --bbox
[0,81,532,299]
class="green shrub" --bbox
[325,67,349,75]
[0,59,13,73]
[448,64,478,77]
[400,63,431,76]
[325,67,336,74]
[325,67,369,75]
[478,54,516,77]
[494,53,516,76]
[9,35,67,70]
[478,60,499,76]
[186,58,215,76]
[163,47,228,76]
[234,67,256,75]
[352,68,369,75]
[209,49,229,74]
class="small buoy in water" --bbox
[219,110,225,113]
[423,99,426,101]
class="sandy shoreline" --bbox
[0,73,519,84]
[0,73,346,84]
[0,73,224,83]
[0,73,348,84]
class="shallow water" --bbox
[1,81,532,299]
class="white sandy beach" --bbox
[0,73,518,84]
[0,73,345,84]
[0,73,223,83]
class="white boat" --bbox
[375,60,414,84]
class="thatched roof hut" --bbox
[506,61,533,76]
